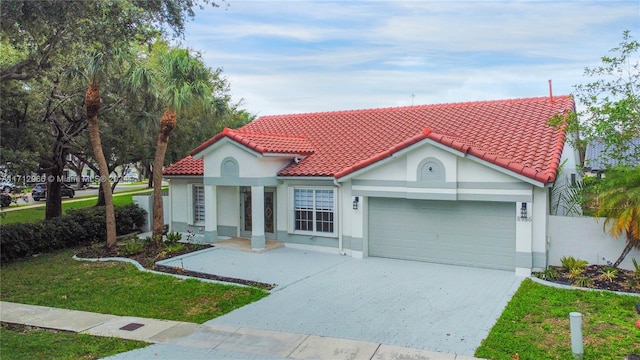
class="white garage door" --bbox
[368,198,515,270]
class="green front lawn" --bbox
[1,247,268,323]
[476,279,640,359]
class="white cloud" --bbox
[183,0,640,116]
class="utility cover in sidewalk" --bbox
[120,323,145,331]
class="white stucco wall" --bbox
[549,215,640,270]
[457,157,525,183]
[355,141,530,186]
[169,179,191,224]
[133,193,171,232]
[356,156,407,181]
[202,141,291,178]
[532,186,549,267]
[406,145,458,182]
[217,186,239,229]
[276,183,288,233]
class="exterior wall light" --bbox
[519,202,531,221]
[353,196,359,210]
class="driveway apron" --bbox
[164,247,522,356]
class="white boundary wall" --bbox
[133,194,171,233]
[549,215,640,270]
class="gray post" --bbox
[569,312,583,359]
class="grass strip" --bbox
[475,279,640,359]
[1,324,148,360]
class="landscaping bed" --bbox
[76,238,275,290]
[535,264,639,294]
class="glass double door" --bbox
[240,187,275,239]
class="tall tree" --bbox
[596,166,640,267]
[84,53,117,250]
[1,0,219,82]
[1,0,219,219]
[150,47,214,244]
[551,30,639,165]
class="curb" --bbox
[529,276,640,297]
[72,253,253,288]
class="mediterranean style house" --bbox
[162,95,578,276]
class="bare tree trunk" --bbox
[613,243,633,268]
[151,109,176,245]
[612,231,639,268]
[96,184,105,207]
[151,135,169,244]
[40,139,67,219]
[95,172,119,207]
[86,84,117,250]
[45,176,63,219]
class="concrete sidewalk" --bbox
[1,301,484,359]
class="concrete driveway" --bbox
[159,247,522,356]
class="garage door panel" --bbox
[369,198,515,270]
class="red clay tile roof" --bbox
[163,155,202,176]
[190,128,315,156]
[170,96,575,183]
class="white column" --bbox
[251,185,265,249]
[532,187,550,270]
[204,185,217,243]
[515,201,533,277]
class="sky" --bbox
[181,0,640,116]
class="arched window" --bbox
[221,157,239,178]
[417,157,445,182]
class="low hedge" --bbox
[0,203,147,263]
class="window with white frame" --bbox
[293,188,335,235]
[193,184,205,224]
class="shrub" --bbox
[572,276,593,288]
[560,256,588,271]
[537,267,559,281]
[115,203,147,234]
[164,231,182,245]
[164,243,185,253]
[0,222,43,261]
[568,268,584,279]
[65,207,105,242]
[597,267,619,282]
[0,204,147,263]
[120,235,145,256]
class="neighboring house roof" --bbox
[165,95,574,183]
[584,138,640,171]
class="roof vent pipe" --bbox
[548,79,553,102]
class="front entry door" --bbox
[240,187,276,239]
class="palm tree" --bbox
[84,52,117,250]
[596,165,640,267]
[130,45,213,245]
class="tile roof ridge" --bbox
[231,129,309,140]
[419,95,572,108]
[255,95,572,118]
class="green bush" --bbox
[560,256,588,271]
[164,231,182,245]
[536,267,559,280]
[115,204,147,235]
[0,204,147,263]
[65,207,105,242]
[120,235,146,256]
